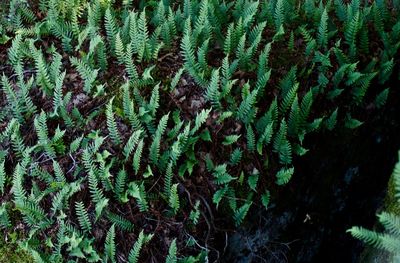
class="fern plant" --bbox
[0,0,399,261]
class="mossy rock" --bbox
[385,175,400,216]
[359,171,400,263]
[0,238,32,263]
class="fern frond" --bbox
[246,125,256,152]
[52,71,66,116]
[105,224,116,263]
[149,113,169,165]
[75,201,92,233]
[115,169,127,202]
[105,8,118,52]
[273,119,292,165]
[115,31,125,64]
[106,97,122,145]
[166,239,177,263]
[169,184,180,214]
[133,139,144,175]
[128,231,153,263]
[30,42,52,94]
[274,0,284,30]
[88,169,109,219]
[375,88,389,109]
[324,108,338,131]
[191,108,211,135]
[123,130,143,160]
[127,182,148,212]
[107,212,134,232]
[213,164,236,184]
[257,122,274,154]
[378,212,400,236]
[0,161,5,195]
[233,202,252,226]
[276,167,294,185]
[237,87,258,125]
[317,8,328,50]
[223,135,241,146]
[348,227,384,248]
[205,69,222,109]
[34,111,56,158]
[280,82,299,115]
[189,200,201,225]
[230,148,243,166]
[261,190,270,209]
[1,74,24,122]
[52,160,66,183]
[345,11,360,45]
[70,57,98,93]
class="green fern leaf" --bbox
[223,134,241,146]
[107,212,134,232]
[169,183,180,214]
[261,190,270,209]
[205,69,222,109]
[317,8,329,50]
[106,97,122,145]
[75,201,92,233]
[133,139,144,175]
[233,202,252,226]
[128,230,153,263]
[105,224,116,263]
[123,130,143,160]
[274,0,285,30]
[0,161,6,195]
[166,239,177,263]
[276,167,294,185]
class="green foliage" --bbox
[233,201,252,226]
[34,111,59,158]
[274,0,285,30]
[169,183,180,214]
[237,86,258,125]
[189,200,201,225]
[127,182,149,212]
[205,69,221,109]
[317,8,329,50]
[166,239,177,263]
[106,97,122,145]
[375,88,389,109]
[70,57,99,94]
[349,152,400,258]
[107,212,134,232]
[223,134,241,146]
[128,231,153,263]
[149,113,169,165]
[325,108,338,131]
[0,0,398,261]
[0,161,6,195]
[273,120,292,165]
[276,167,294,186]
[123,130,143,160]
[261,190,271,209]
[104,224,116,263]
[75,201,92,233]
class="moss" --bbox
[384,174,400,216]
[358,167,400,263]
[0,237,32,263]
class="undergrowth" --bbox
[0,0,399,262]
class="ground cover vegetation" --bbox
[0,0,399,261]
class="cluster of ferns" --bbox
[0,0,399,261]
